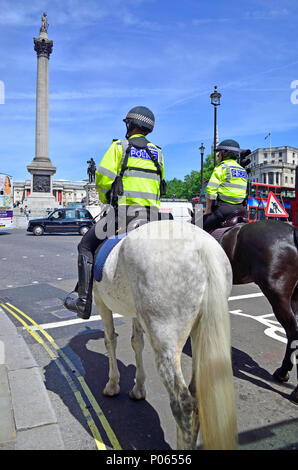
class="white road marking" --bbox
[21,292,265,332]
[230,309,286,344]
[25,313,123,331]
[228,293,264,301]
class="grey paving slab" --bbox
[0,365,16,443]
[16,424,64,450]
[0,308,18,337]
[0,306,38,370]
[9,367,57,430]
[0,333,38,371]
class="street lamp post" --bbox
[199,143,205,194]
[210,85,221,167]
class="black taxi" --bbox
[27,208,94,236]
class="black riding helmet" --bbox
[216,139,243,159]
[123,106,155,138]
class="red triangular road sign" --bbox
[265,191,289,217]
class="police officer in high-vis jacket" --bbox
[64,106,166,319]
[203,139,248,233]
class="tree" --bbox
[164,177,187,199]
[164,153,216,201]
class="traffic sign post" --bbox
[265,191,289,218]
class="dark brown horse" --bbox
[210,219,298,404]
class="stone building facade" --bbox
[247,146,298,187]
[13,179,87,208]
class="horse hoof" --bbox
[103,385,120,397]
[289,389,298,405]
[273,368,290,383]
[129,389,146,400]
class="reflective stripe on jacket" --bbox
[206,159,248,204]
[95,134,164,208]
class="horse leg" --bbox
[289,285,298,404]
[188,329,200,449]
[142,324,194,449]
[93,290,120,396]
[259,282,298,387]
[158,348,193,449]
[129,318,146,400]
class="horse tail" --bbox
[193,248,237,450]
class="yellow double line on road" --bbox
[0,300,122,451]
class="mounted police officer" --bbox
[64,106,166,319]
[203,139,249,233]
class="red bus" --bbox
[193,177,298,226]
[247,181,295,222]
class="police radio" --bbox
[239,149,251,175]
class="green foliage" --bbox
[164,153,217,200]
[164,177,186,199]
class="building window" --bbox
[264,152,267,159]
[271,152,275,158]
[285,176,288,183]
[279,152,282,158]
[291,177,294,184]
[268,173,274,185]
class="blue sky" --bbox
[1,0,298,182]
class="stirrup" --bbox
[63,292,92,319]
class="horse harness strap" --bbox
[110,137,166,205]
[121,137,162,178]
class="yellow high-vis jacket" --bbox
[96,134,165,208]
[206,158,248,204]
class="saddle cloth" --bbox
[210,223,246,244]
[210,226,235,244]
[94,232,128,282]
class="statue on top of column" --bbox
[40,12,49,33]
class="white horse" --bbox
[93,220,237,450]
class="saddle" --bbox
[220,209,249,228]
[210,209,249,244]
[94,211,173,282]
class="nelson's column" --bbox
[26,13,56,210]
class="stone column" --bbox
[34,31,52,162]
[26,15,56,212]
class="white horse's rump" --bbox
[93,220,237,450]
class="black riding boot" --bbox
[63,254,93,319]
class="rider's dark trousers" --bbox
[78,205,158,263]
[203,200,247,233]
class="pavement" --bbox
[13,215,30,229]
[0,305,65,450]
